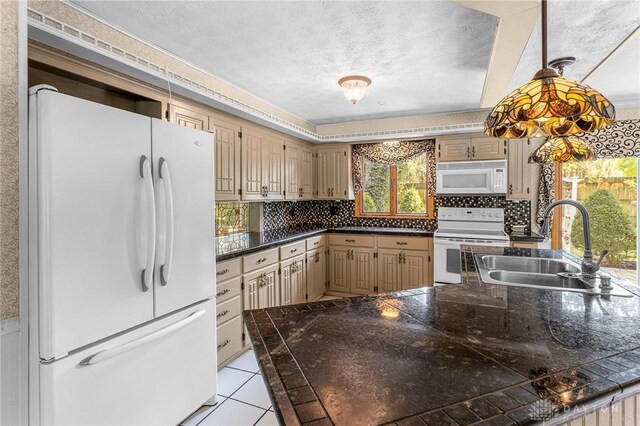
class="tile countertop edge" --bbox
[216,227,435,262]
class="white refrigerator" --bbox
[28,86,217,425]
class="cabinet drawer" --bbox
[216,276,241,303]
[280,240,306,261]
[329,234,375,247]
[216,258,242,282]
[376,236,430,251]
[243,248,279,273]
[216,295,241,326]
[217,316,243,366]
[306,234,325,251]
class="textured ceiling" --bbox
[509,0,640,98]
[70,1,497,123]
[70,0,639,124]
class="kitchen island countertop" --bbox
[244,246,640,425]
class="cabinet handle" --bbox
[466,146,470,158]
[315,253,320,263]
[396,242,407,246]
[346,239,356,243]
[217,339,231,350]
[216,268,229,276]
[216,288,230,298]
[398,253,402,263]
[471,146,476,157]
[509,184,513,195]
[216,309,230,319]
[290,248,298,253]
[257,257,267,263]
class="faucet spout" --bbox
[539,199,606,275]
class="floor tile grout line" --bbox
[226,371,260,399]
[227,395,272,412]
[225,364,261,374]
[194,398,228,426]
[252,409,270,426]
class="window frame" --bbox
[354,155,435,219]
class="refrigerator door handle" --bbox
[140,155,156,292]
[158,157,174,286]
[79,309,206,366]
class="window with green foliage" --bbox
[357,153,431,218]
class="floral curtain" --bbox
[535,119,640,226]
[352,139,435,194]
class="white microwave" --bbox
[436,160,507,195]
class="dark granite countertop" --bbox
[244,246,640,425]
[216,226,434,261]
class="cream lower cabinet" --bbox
[306,248,326,301]
[329,245,375,294]
[243,263,280,310]
[280,254,306,305]
[215,258,243,367]
[377,249,431,292]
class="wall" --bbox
[262,197,531,234]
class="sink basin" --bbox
[487,270,592,290]
[474,254,633,297]
[480,255,580,274]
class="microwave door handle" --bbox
[158,157,174,286]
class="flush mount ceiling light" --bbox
[338,75,371,104]
[528,136,597,163]
[484,0,615,139]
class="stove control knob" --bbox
[482,212,486,217]
[488,212,493,218]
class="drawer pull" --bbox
[217,339,231,350]
[216,268,230,276]
[217,309,230,319]
[313,241,319,246]
[216,288,230,298]
[257,258,267,263]
[396,242,408,246]
[290,248,298,253]
[345,239,355,243]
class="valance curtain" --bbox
[535,119,640,226]
[352,139,435,194]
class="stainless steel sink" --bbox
[474,255,634,297]
[480,255,580,275]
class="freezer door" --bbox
[31,90,154,360]
[38,300,217,426]
[152,119,215,316]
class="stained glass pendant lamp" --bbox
[484,0,615,139]
[528,136,597,163]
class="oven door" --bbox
[434,237,509,284]
[436,168,494,194]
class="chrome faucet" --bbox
[539,199,609,276]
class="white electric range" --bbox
[434,207,510,284]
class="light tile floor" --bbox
[182,350,279,426]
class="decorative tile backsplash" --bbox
[263,197,530,233]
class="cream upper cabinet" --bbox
[471,137,507,160]
[285,141,315,200]
[212,116,241,201]
[240,127,284,201]
[317,145,353,200]
[507,138,537,200]
[437,136,507,162]
[168,104,208,130]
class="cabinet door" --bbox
[292,256,306,304]
[259,265,280,308]
[316,250,326,299]
[333,148,348,199]
[401,251,430,290]
[312,150,318,198]
[378,249,402,293]
[306,252,317,301]
[329,247,350,292]
[213,117,241,201]
[285,143,300,200]
[241,128,263,200]
[471,137,507,160]
[243,273,260,311]
[507,138,535,200]
[351,248,375,295]
[317,150,334,199]
[169,104,208,130]
[437,139,470,162]
[280,263,293,306]
[300,147,314,200]
[262,135,285,200]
